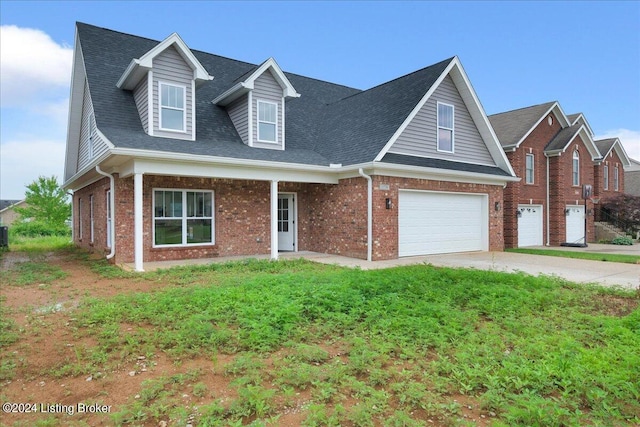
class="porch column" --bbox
[270,180,279,260]
[134,172,144,272]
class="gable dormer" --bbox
[116,33,213,141]
[213,58,300,150]
[568,113,595,137]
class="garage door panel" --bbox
[518,205,543,247]
[399,191,487,257]
[566,206,585,244]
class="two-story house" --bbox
[63,23,517,271]
[489,102,630,248]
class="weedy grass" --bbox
[506,247,640,264]
[4,259,67,286]
[4,235,73,253]
[11,256,640,426]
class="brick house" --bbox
[625,159,640,197]
[63,23,517,271]
[488,102,630,247]
[593,138,631,208]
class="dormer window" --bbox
[160,82,186,132]
[257,100,277,143]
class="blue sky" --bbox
[1,0,639,199]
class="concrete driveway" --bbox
[298,245,640,290]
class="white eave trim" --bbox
[116,32,213,90]
[212,57,300,106]
[513,102,571,149]
[545,125,601,160]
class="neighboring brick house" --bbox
[488,102,629,248]
[593,138,631,213]
[63,23,517,271]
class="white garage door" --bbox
[398,191,487,257]
[518,205,543,247]
[565,205,585,244]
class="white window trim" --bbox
[257,99,278,144]
[525,153,534,184]
[89,194,94,244]
[152,188,215,248]
[572,150,580,186]
[603,165,609,190]
[614,166,619,191]
[436,101,455,153]
[158,81,187,133]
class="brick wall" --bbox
[72,177,111,254]
[548,136,595,245]
[370,175,504,260]
[594,149,625,201]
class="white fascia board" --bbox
[374,59,455,162]
[576,126,601,160]
[63,151,113,191]
[246,58,300,98]
[514,102,571,149]
[340,161,520,186]
[211,82,251,106]
[607,138,632,167]
[110,148,338,184]
[118,33,213,91]
[375,57,516,178]
[64,30,87,182]
[570,113,595,136]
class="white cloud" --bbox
[595,129,640,162]
[0,25,73,108]
[0,139,66,200]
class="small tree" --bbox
[15,176,71,230]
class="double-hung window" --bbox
[603,165,609,190]
[572,150,580,186]
[154,189,214,246]
[614,166,619,191]
[437,102,454,152]
[525,153,535,184]
[159,82,185,131]
[257,100,277,143]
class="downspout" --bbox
[95,166,115,259]
[545,155,550,246]
[358,168,372,262]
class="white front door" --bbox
[278,194,295,251]
[565,205,585,244]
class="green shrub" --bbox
[9,221,71,237]
[611,236,633,246]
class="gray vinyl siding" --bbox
[227,94,249,145]
[252,70,284,150]
[133,75,149,133]
[152,46,194,140]
[389,75,495,166]
[77,79,108,171]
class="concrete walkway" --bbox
[128,244,640,290]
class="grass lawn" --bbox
[506,247,640,264]
[1,242,639,426]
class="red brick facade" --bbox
[503,112,598,247]
[72,174,504,264]
[593,148,625,212]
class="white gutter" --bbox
[95,166,115,259]
[358,168,372,262]
[546,155,550,246]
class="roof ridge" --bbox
[488,100,557,118]
[327,56,455,105]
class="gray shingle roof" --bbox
[77,23,503,176]
[594,138,616,158]
[382,153,512,176]
[544,123,582,152]
[488,101,556,148]
[0,200,21,211]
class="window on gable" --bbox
[614,166,619,191]
[603,165,609,190]
[437,102,454,153]
[160,82,185,131]
[572,150,580,186]
[525,153,535,184]
[153,189,214,246]
[257,100,277,143]
[87,112,95,160]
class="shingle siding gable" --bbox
[252,70,284,149]
[78,79,108,171]
[133,75,149,133]
[389,75,495,166]
[227,94,249,145]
